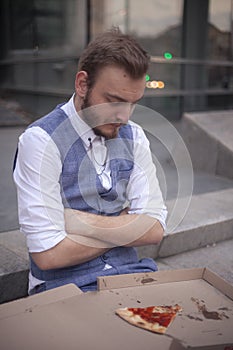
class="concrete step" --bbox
[144,116,233,201]
[181,110,233,180]
[158,166,233,201]
[0,127,25,233]
[156,238,233,285]
[0,230,28,303]
[137,110,233,261]
[137,188,233,259]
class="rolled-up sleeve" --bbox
[126,122,167,230]
[13,126,67,252]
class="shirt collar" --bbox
[61,94,101,148]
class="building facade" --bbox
[0,0,232,119]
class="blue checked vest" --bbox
[28,105,157,289]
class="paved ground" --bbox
[0,126,25,232]
[157,239,233,285]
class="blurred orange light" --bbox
[146,80,165,89]
[158,81,165,89]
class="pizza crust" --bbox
[115,305,182,335]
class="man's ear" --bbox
[75,71,88,98]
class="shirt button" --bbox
[102,254,108,261]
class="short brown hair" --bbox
[78,27,150,89]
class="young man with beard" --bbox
[13,28,167,294]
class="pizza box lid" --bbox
[0,283,82,319]
[0,268,232,350]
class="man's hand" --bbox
[120,207,129,215]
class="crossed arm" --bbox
[31,209,164,270]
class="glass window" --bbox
[207,0,232,89]
[126,0,183,58]
[90,0,183,102]
[9,0,65,51]
[208,0,232,60]
[90,0,183,57]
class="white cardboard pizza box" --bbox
[0,282,174,350]
[97,268,233,349]
[0,283,82,320]
[0,268,232,350]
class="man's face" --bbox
[80,66,146,139]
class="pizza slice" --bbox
[115,304,182,334]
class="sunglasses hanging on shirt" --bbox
[88,137,108,175]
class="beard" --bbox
[81,91,122,139]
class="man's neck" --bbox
[73,93,82,114]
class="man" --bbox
[13,28,167,294]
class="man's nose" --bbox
[114,103,134,124]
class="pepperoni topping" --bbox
[128,306,176,328]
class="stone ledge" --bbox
[181,110,233,179]
[0,242,29,304]
[156,238,233,285]
[137,188,233,259]
[183,110,233,153]
[0,270,29,304]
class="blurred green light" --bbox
[164,52,173,60]
[145,74,150,81]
